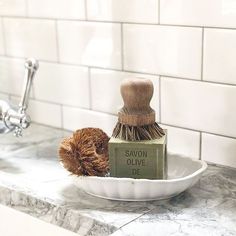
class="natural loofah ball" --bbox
[59,128,109,176]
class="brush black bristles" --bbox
[112,122,165,141]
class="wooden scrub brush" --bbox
[59,128,109,176]
[112,78,165,141]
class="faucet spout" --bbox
[0,58,39,137]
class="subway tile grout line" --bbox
[55,20,60,63]
[156,74,236,87]
[200,28,205,81]
[161,122,236,140]
[2,15,236,31]
[158,22,236,30]
[54,20,60,63]
[31,120,73,133]
[88,67,92,110]
[3,54,236,88]
[158,0,160,24]
[1,15,159,26]
[0,91,10,96]
[2,15,158,25]
[60,104,64,129]
[8,92,117,116]
[120,23,124,70]
[9,93,93,111]
[24,0,29,17]
[199,132,202,160]
[159,76,162,122]
[6,91,236,142]
[160,23,236,30]
[62,104,117,117]
[1,18,7,56]
[160,122,201,134]
[84,0,88,20]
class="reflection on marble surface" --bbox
[0,138,70,182]
[0,123,70,155]
[0,123,236,235]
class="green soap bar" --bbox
[108,130,167,179]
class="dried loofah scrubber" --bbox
[59,128,109,176]
[112,78,165,141]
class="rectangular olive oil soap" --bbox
[108,130,167,179]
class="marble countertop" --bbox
[0,124,235,236]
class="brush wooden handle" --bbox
[118,78,156,126]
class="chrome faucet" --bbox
[0,58,39,137]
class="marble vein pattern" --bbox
[0,124,235,236]
[0,124,154,235]
[111,165,236,236]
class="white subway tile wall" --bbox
[10,96,62,128]
[203,28,236,85]
[123,25,202,79]
[161,125,200,160]
[62,106,117,136]
[161,77,236,138]
[34,62,89,108]
[3,18,58,61]
[0,57,25,95]
[0,0,236,168]
[27,99,62,128]
[202,133,236,168]
[57,21,122,69]
[87,0,159,23]
[28,0,85,20]
[160,0,236,28]
[0,0,26,16]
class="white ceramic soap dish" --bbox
[73,155,207,201]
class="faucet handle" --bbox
[19,58,39,113]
